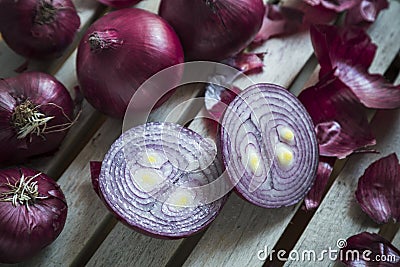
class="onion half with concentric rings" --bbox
[220,83,319,208]
[95,122,226,238]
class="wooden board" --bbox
[0,0,399,266]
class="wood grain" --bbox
[285,4,400,266]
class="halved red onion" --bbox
[158,0,264,61]
[92,122,227,238]
[298,71,376,159]
[310,24,400,109]
[220,83,319,208]
[0,167,67,263]
[340,232,400,266]
[345,0,389,28]
[355,153,400,224]
[303,156,334,210]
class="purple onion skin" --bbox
[77,8,184,118]
[97,0,142,8]
[220,83,319,208]
[159,0,265,61]
[0,0,80,59]
[0,72,74,165]
[0,167,67,264]
[95,122,226,239]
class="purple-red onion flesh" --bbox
[220,83,319,208]
[92,122,227,238]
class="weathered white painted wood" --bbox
[90,21,316,267]
[393,231,400,249]
[286,108,400,267]
[19,81,204,266]
[25,50,103,178]
[0,0,101,78]
[184,3,400,267]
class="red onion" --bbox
[0,0,80,59]
[92,122,226,238]
[220,84,319,208]
[77,8,184,118]
[97,0,141,8]
[340,232,400,266]
[0,167,67,263]
[355,153,400,224]
[159,0,264,61]
[0,72,74,165]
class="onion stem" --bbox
[35,0,57,25]
[88,30,123,53]
[0,173,48,210]
[11,100,77,140]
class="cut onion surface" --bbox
[220,83,319,208]
[92,122,227,238]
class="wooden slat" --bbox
[87,20,317,267]
[284,5,400,267]
[19,83,204,266]
[184,3,400,267]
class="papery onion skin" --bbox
[303,0,361,12]
[159,0,264,61]
[0,0,80,59]
[97,0,141,9]
[220,83,319,208]
[310,24,400,109]
[355,153,400,224]
[0,167,67,263]
[303,156,334,210]
[298,71,376,159]
[94,122,226,238]
[0,72,74,165]
[340,232,400,266]
[345,0,389,28]
[77,8,184,118]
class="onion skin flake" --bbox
[355,153,400,224]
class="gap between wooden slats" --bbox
[282,6,400,267]
[87,27,317,267]
[179,3,400,267]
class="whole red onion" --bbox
[0,167,67,263]
[159,0,265,61]
[0,0,80,59]
[97,0,142,9]
[0,72,74,165]
[76,8,184,118]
